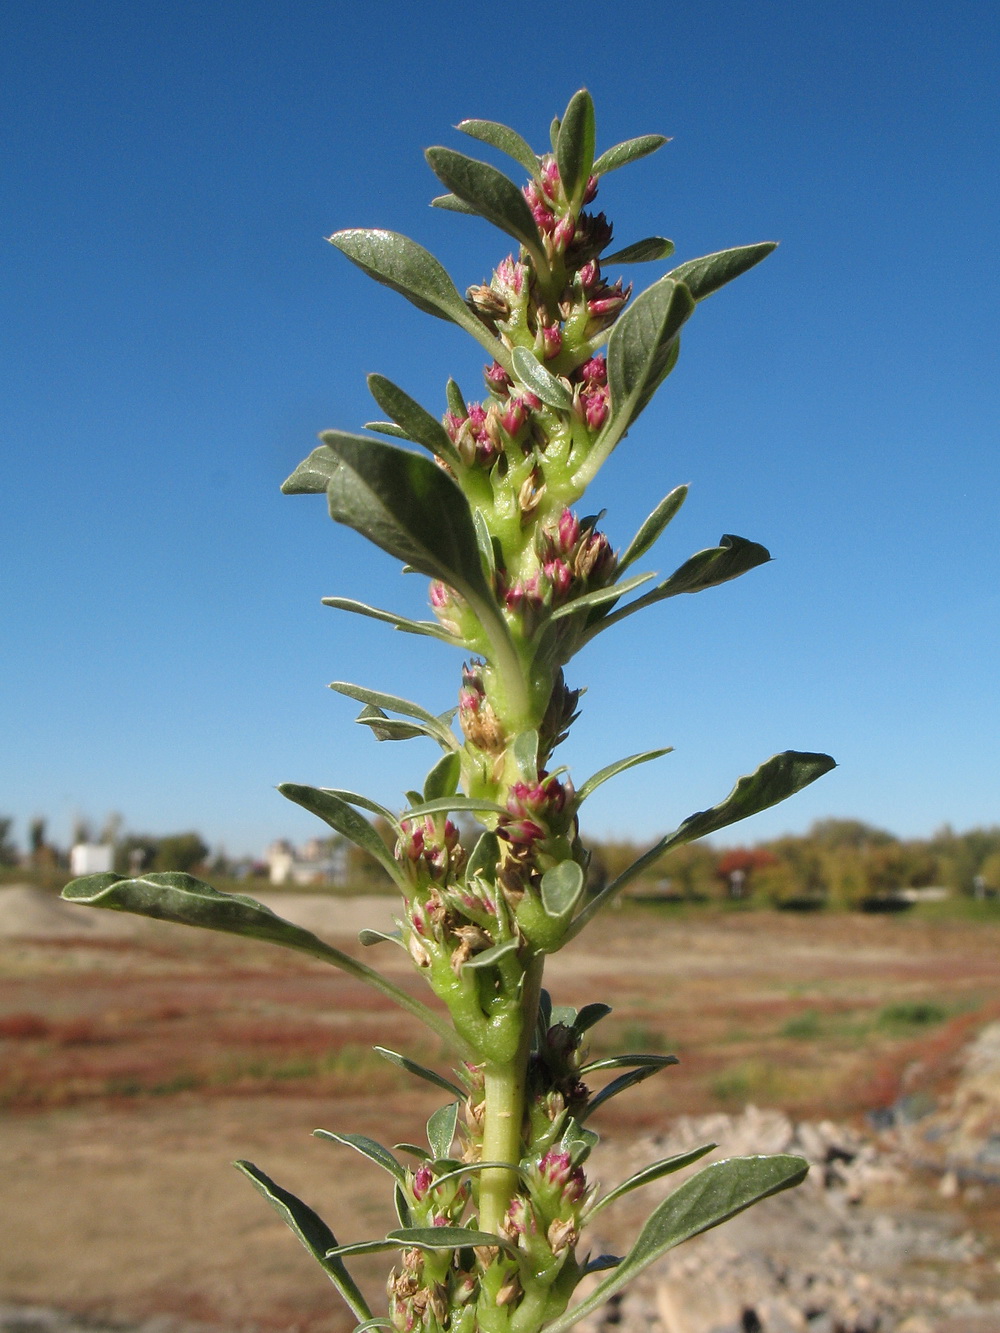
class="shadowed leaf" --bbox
[593,134,669,175]
[666,242,776,301]
[425,148,543,257]
[603,237,675,265]
[457,118,539,174]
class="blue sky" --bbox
[3,0,998,857]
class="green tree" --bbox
[154,833,209,874]
[0,817,18,867]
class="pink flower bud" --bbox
[578,259,599,290]
[558,508,580,552]
[553,216,576,253]
[522,390,542,411]
[579,354,607,385]
[498,818,545,848]
[412,1165,433,1201]
[583,174,599,204]
[544,559,572,600]
[495,256,525,297]
[500,397,527,436]
[582,383,610,430]
[485,360,512,389]
[540,159,561,200]
[541,324,563,359]
[429,581,449,609]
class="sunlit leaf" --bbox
[462,939,519,971]
[330,681,458,747]
[312,1130,406,1184]
[541,1156,808,1333]
[617,485,688,574]
[366,374,461,468]
[582,1059,678,1118]
[234,1161,371,1322]
[425,148,543,257]
[570,752,836,935]
[603,237,674,265]
[430,192,478,214]
[556,89,596,207]
[61,873,464,1050]
[457,118,539,174]
[278,784,405,885]
[511,346,572,410]
[540,861,585,919]
[321,596,455,643]
[356,704,431,743]
[373,1047,465,1099]
[281,443,341,495]
[424,751,461,802]
[427,1101,459,1159]
[328,229,507,363]
[548,570,654,620]
[589,1144,717,1216]
[666,242,776,301]
[593,134,669,175]
[577,749,672,802]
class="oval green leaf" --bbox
[593,134,669,176]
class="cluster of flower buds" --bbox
[498,771,574,851]
[458,662,506,755]
[397,817,465,887]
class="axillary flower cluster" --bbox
[63,91,834,1333]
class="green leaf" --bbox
[548,570,655,621]
[373,1047,465,1099]
[617,485,688,574]
[511,346,572,410]
[596,277,695,462]
[430,192,479,214]
[424,751,461,802]
[385,1226,514,1254]
[313,1130,406,1184]
[353,1319,396,1332]
[570,752,836,936]
[581,1053,680,1075]
[320,433,487,597]
[577,749,673,802]
[427,1101,459,1159]
[603,237,675,265]
[560,1118,600,1165]
[403,795,505,820]
[457,118,539,175]
[556,89,596,207]
[234,1161,371,1322]
[429,1161,527,1193]
[511,729,539,781]
[356,704,430,743]
[582,1254,622,1275]
[424,148,543,257]
[321,596,455,643]
[549,117,561,152]
[61,872,466,1051]
[446,378,466,416]
[540,861,585,919]
[466,830,501,884]
[542,1156,809,1333]
[593,134,669,176]
[328,229,507,362]
[582,1059,678,1118]
[589,1144,717,1217]
[279,784,404,884]
[463,939,519,971]
[281,443,341,495]
[359,929,404,949]
[318,787,398,823]
[366,373,461,468]
[574,1003,613,1034]
[593,536,772,638]
[364,420,409,440]
[666,242,777,301]
[330,681,457,745]
[394,1183,412,1228]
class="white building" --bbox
[69,843,114,875]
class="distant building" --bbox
[69,843,114,875]
[266,838,348,887]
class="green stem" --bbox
[478,953,545,1234]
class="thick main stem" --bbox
[477,954,545,1234]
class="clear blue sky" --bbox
[3,0,998,857]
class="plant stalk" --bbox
[478,953,545,1233]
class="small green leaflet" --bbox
[540,861,585,919]
[321,597,454,643]
[366,373,461,468]
[556,89,596,209]
[278,784,406,887]
[372,1047,465,1099]
[617,485,688,574]
[589,1144,717,1217]
[424,148,544,261]
[426,1101,459,1159]
[577,748,672,803]
[511,346,572,410]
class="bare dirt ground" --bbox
[5,887,1000,1332]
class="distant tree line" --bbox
[2,813,1000,908]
